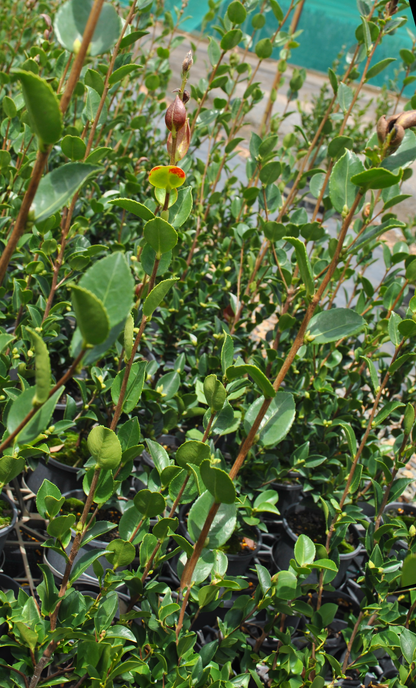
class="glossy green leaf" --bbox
[294,533,316,566]
[220,29,243,51]
[259,161,281,185]
[255,38,272,59]
[402,553,416,587]
[27,327,51,405]
[134,489,166,518]
[204,374,227,412]
[366,58,396,80]
[108,197,155,220]
[105,539,136,568]
[188,490,237,548]
[244,392,295,447]
[176,440,210,469]
[87,425,122,470]
[8,387,61,445]
[308,308,365,343]
[143,278,178,317]
[109,64,141,85]
[32,163,100,222]
[170,186,193,228]
[226,364,275,398]
[0,455,25,485]
[350,167,402,191]
[329,150,364,213]
[78,252,134,329]
[111,361,147,413]
[71,285,109,346]
[200,460,236,504]
[144,217,178,258]
[227,1,246,23]
[15,70,62,146]
[69,549,110,583]
[36,479,63,519]
[372,401,405,427]
[54,0,121,56]
[61,135,86,161]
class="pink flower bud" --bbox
[165,95,187,133]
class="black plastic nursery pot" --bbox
[270,474,303,516]
[44,489,128,584]
[0,491,18,558]
[26,454,83,495]
[178,504,262,578]
[271,502,362,589]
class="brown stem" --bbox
[180,193,363,596]
[406,598,416,629]
[342,611,364,672]
[0,0,106,287]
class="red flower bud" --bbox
[165,95,186,133]
[167,118,191,161]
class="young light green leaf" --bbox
[204,374,227,412]
[294,533,316,567]
[87,425,122,470]
[124,314,134,363]
[26,328,51,405]
[221,333,234,375]
[284,237,314,298]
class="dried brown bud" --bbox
[377,115,388,144]
[386,0,398,16]
[167,118,191,161]
[165,95,186,133]
[43,29,50,40]
[182,51,193,74]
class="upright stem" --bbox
[0,0,106,287]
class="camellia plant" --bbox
[1,0,416,686]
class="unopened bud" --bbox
[182,51,193,74]
[167,118,191,161]
[44,30,50,40]
[409,524,416,538]
[165,95,186,133]
[40,13,52,29]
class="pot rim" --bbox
[283,504,362,560]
